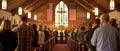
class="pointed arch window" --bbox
[55,1,68,26]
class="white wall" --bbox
[0,10,12,20]
[109,10,120,23]
[12,14,21,25]
[0,10,21,25]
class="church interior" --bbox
[0,0,120,51]
[0,0,120,29]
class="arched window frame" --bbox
[55,1,68,27]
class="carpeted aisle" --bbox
[53,44,71,51]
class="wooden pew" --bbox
[42,36,55,51]
[67,37,91,51]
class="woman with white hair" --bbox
[0,20,18,51]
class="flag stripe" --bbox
[69,3,76,20]
[47,3,53,21]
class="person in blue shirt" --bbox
[91,14,117,51]
[43,26,49,42]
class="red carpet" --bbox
[53,44,71,51]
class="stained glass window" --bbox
[55,1,68,26]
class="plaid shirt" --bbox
[15,23,34,51]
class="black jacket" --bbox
[0,30,18,51]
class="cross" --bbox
[57,8,66,26]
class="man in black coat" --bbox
[86,19,100,51]
[0,30,18,51]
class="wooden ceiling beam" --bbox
[10,0,38,15]
[74,0,95,17]
[116,0,120,4]
[86,0,109,14]
[24,0,45,13]
[29,0,48,13]
[77,0,93,9]
[83,0,106,14]
[31,0,57,13]
[22,0,48,17]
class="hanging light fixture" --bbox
[34,15,37,20]
[28,12,31,18]
[18,7,22,15]
[94,7,99,16]
[110,0,115,10]
[2,0,7,10]
[87,12,90,19]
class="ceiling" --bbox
[0,0,120,16]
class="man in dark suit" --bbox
[0,20,18,51]
[54,29,58,44]
[0,30,18,51]
[60,30,63,44]
[86,19,100,51]
[43,26,49,42]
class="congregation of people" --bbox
[0,14,120,51]
[68,14,120,51]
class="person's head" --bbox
[100,14,110,25]
[44,26,47,30]
[0,20,11,31]
[88,23,92,29]
[92,19,100,28]
[80,26,85,31]
[48,28,50,30]
[94,19,100,25]
[38,24,42,31]
[110,18,117,27]
[32,24,37,31]
[21,16,27,23]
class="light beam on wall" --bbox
[94,7,99,16]
[18,7,23,15]
[87,12,90,19]
[110,0,115,10]
[34,15,37,20]
[2,0,7,10]
[28,12,31,18]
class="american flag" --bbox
[69,3,76,20]
[46,3,53,21]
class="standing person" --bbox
[15,16,34,51]
[110,18,120,51]
[72,28,78,41]
[110,18,118,29]
[91,14,117,51]
[86,19,100,51]
[64,29,69,43]
[0,20,18,51]
[64,29,69,37]
[54,29,58,44]
[32,24,39,50]
[48,28,53,38]
[60,30,63,44]
[43,26,49,42]
[37,25,45,51]
[87,23,92,30]
[77,26,86,44]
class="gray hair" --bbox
[100,14,110,22]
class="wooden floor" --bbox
[53,44,71,51]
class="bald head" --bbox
[100,14,110,23]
